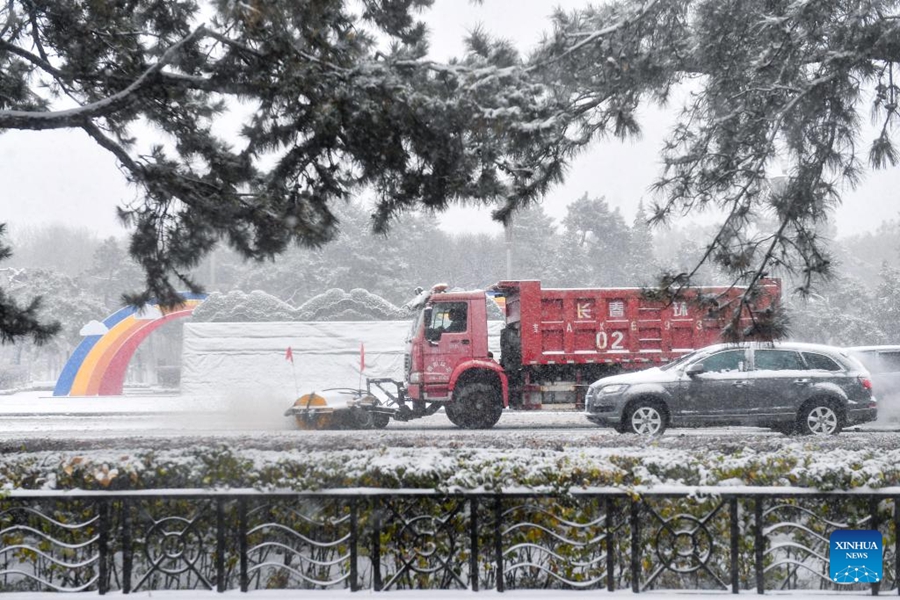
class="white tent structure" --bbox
[181,321,502,411]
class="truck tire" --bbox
[445,405,465,428]
[449,383,503,429]
[621,400,668,436]
[797,400,842,435]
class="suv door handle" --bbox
[793,379,811,385]
[460,339,470,345]
[732,381,750,388]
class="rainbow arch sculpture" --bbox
[53,293,206,396]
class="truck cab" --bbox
[405,286,507,428]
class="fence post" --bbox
[98,499,109,595]
[350,498,359,592]
[494,496,504,592]
[121,499,132,594]
[631,496,641,593]
[730,497,740,594]
[754,497,764,595]
[216,498,225,593]
[470,496,479,591]
[239,498,248,593]
[372,497,382,592]
[607,496,616,592]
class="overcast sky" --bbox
[1,0,898,242]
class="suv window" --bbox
[697,350,745,373]
[754,349,804,371]
[801,352,842,371]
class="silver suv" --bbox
[585,342,876,435]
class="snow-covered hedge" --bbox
[192,288,409,322]
[298,288,409,320]
[2,441,899,492]
[191,290,297,322]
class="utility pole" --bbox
[505,216,513,279]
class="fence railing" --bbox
[1,487,898,594]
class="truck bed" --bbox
[494,280,781,368]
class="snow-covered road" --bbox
[0,389,895,453]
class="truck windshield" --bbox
[406,309,425,343]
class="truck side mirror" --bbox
[686,363,706,377]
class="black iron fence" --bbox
[1,487,899,594]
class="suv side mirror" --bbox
[686,363,706,377]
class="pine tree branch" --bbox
[0,24,208,130]
[0,38,62,77]
[546,0,663,66]
[80,122,142,175]
[26,6,50,66]
[156,72,256,94]
[0,1,15,39]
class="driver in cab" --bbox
[442,306,467,333]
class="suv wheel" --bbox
[623,401,667,436]
[798,401,842,436]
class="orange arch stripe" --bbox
[82,318,146,395]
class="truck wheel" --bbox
[797,400,842,435]
[372,413,391,429]
[622,401,667,436]
[451,383,503,429]
[444,405,465,427]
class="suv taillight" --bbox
[859,376,873,391]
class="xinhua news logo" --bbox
[829,530,883,584]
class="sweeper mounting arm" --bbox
[363,378,444,422]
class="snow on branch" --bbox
[0,24,208,131]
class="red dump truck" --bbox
[350,279,782,429]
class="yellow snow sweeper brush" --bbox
[286,393,335,430]
[284,389,391,430]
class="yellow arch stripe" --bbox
[82,318,146,395]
